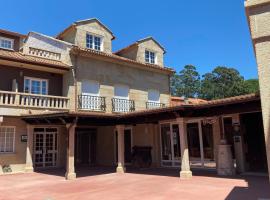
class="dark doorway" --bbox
[75,128,97,166]
[115,128,132,164]
[223,117,235,159]
[187,123,201,158]
[240,112,268,173]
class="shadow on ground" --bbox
[35,166,270,199]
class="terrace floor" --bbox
[0,167,269,200]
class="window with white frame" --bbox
[0,127,15,153]
[145,50,156,64]
[81,80,100,96]
[86,33,102,51]
[114,85,129,99]
[24,77,48,95]
[0,37,14,50]
[113,85,130,112]
[148,89,160,102]
[81,80,101,110]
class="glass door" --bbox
[34,128,57,168]
[160,123,181,167]
[187,122,202,168]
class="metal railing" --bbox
[0,90,69,110]
[146,102,165,109]
[78,95,106,112]
[112,98,135,113]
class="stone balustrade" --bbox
[0,90,69,110]
[28,47,61,60]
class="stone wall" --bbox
[75,56,171,112]
[245,0,270,180]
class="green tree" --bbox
[200,66,247,100]
[170,65,200,98]
[244,79,259,93]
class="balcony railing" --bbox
[112,98,135,113]
[0,90,69,110]
[146,102,165,109]
[78,95,106,112]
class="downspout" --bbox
[71,52,78,112]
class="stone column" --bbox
[65,125,76,180]
[25,125,34,173]
[116,125,126,173]
[177,118,192,179]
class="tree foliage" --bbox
[170,65,200,98]
[171,65,258,100]
[244,79,259,94]
[200,67,247,100]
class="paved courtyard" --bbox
[0,168,269,200]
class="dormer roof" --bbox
[56,18,115,40]
[115,36,166,55]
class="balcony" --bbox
[0,90,69,110]
[112,98,135,113]
[146,102,165,109]
[78,95,106,112]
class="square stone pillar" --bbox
[25,125,34,173]
[177,118,192,179]
[65,125,76,180]
[116,125,126,173]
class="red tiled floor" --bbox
[0,168,269,200]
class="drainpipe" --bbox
[71,52,78,112]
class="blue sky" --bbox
[1,0,257,79]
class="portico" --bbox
[20,93,266,180]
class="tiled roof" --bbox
[21,93,260,119]
[195,93,260,108]
[119,93,260,117]
[115,36,166,54]
[0,49,70,69]
[170,96,208,106]
[71,46,175,74]
[0,29,26,38]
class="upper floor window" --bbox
[145,50,156,64]
[0,127,15,153]
[0,37,14,50]
[24,77,48,95]
[81,80,100,96]
[114,85,129,99]
[86,34,102,51]
[148,89,160,102]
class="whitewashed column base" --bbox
[24,166,34,173]
[180,170,192,179]
[116,165,126,173]
[65,172,76,180]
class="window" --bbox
[0,37,14,50]
[0,127,15,153]
[148,89,160,102]
[81,80,100,96]
[145,50,156,64]
[24,77,48,95]
[114,85,129,99]
[86,34,102,51]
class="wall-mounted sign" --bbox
[21,135,28,142]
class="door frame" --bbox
[159,121,181,167]
[33,127,59,168]
[159,118,214,168]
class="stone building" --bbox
[0,19,267,180]
[245,0,270,181]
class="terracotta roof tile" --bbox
[0,49,70,69]
[71,46,175,74]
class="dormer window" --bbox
[0,37,14,50]
[145,50,156,64]
[86,33,102,51]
